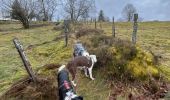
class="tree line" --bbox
[0,0,140,29]
[98,4,141,22]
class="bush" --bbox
[80,34,159,82]
[53,24,64,31]
[96,41,136,81]
[113,39,137,60]
[55,22,60,26]
[76,28,103,38]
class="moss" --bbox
[127,47,159,80]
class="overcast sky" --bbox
[0,0,169,21]
[95,0,170,21]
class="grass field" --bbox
[88,21,170,79]
[0,21,170,99]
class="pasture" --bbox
[0,21,170,99]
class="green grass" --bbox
[77,69,110,100]
[0,23,63,95]
[88,21,170,70]
[0,21,170,99]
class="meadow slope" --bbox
[0,21,170,99]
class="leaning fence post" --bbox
[13,38,36,82]
[112,16,115,37]
[64,20,69,47]
[132,13,138,44]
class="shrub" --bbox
[113,39,137,60]
[53,24,64,31]
[79,31,159,82]
[95,46,115,67]
[55,22,60,26]
[76,28,103,38]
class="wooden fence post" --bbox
[95,18,97,29]
[132,13,138,44]
[90,18,92,25]
[13,38,36,82]
[64,20,69,47]
[100,21,102,29]
[112,16,115,37]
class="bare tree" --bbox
[1,0,37,28]
[63,0,95,22]
[81,8,89,22]
[1,0,59,23]
[0,1,2,19]
[37,0,59,21]
[11,0,29,28]
[122,4,137,22]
